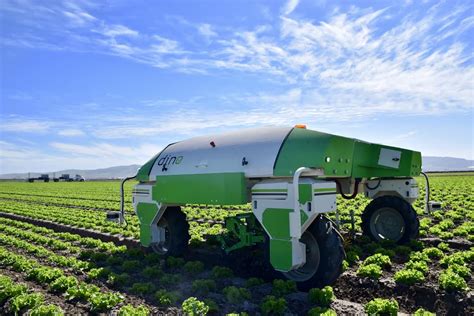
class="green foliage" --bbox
[118,304,150,316]
[341,260,349,272]
[374,248,395,258]
[142,265,164,279]
[87,267,108,280]
[121,260,141,272]
[362,254,391,268]
[159,273,181,287]
[437,242,450,251]
[364,298,399,316]
[0,276,28,302]
[203,299,219,313]
[441,252,465,267]
[245,277,264,288]
[261,295,287,315]
[211,266,233,279]
[192,279,216,295]
[183,261,204,274]
[65,283,100,301]
[11,293,44,314]
[394,245,412,256]
[308,286,334,307]
[155,289,179,306]
[409,252,431,263]
[438,270,468,292]
[405,260,429,274]
[345,251,360,265]
[107,272,130,287]
[422,247,444,260]
[357,263,382,279]
[394,269,425,285]
[166,256,185,269]
[181,297,209,316]
[408,239,424,251]
[30,304,64,316]
[131,282,155,295]
[89,292,124,312]
[27,266,64,284]
[413,308,435,316]
[223,286,251,304]
[272,279,297,296]
[49,276,78,293]
[307,307,337,316]
[447,264,470,279]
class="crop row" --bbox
[0,247,153,314]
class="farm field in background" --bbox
[0,173,472,315]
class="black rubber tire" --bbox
[282,215,346,291]
[156,206,190,256]
[361,195,419,244]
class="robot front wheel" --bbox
[150,206,190,256]
[280,216,346,291]
[361,195,420,244]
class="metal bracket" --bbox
[219,213,265,253]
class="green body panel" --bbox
[269,239,293,271]
[136,202,159,247]
[136,153,160,182]
[262,208,293,270]
[152,172,247,205]
[300,210,308,226]
[274,128,422,178]
[351,142,422,178]
[262,208,292,239]
[274,128,354,177]
[298,184,312,204]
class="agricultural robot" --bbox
[113,126,426,289]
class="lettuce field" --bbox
[0,173,472,315]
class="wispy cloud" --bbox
[97,24,139,38]
[0,119,52,133]
[57,129,85,137]
[282,0,300,16]
[197,24,217,39]
[0,140,163,173]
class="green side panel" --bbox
[300,210,308,226]
[351,142,422,178]
[298,184,312,204]
[136,202,159,247]
[274,128,355,177]
[136,153,160,182]
[152,172,247,205]
[269,239,293,271]
[262,208,292,239]
[274,127,422,178]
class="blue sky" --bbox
[1,0,473,173]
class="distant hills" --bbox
[0,165,141,180]
[0,156,472,180]
[422,156,473,172]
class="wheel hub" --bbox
[369,207,405,242]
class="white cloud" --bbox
[98,24,139,38]
[58,129,85,137]
[0,140,164,173]
[0,119,51,133]
[63,10,96,26]
[198,24,217,39]
[282,0,300,16]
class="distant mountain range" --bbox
[0,165,141,180]
[0,156,472,180]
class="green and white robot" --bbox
[114,125,422,289]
